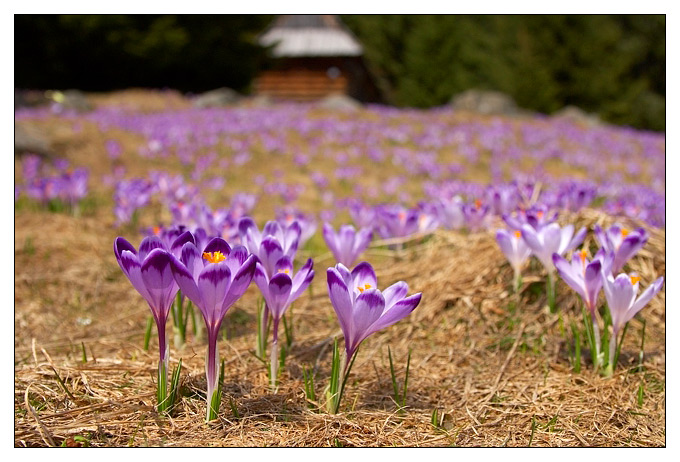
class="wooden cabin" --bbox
[255,15,382,103]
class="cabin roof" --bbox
[259,15,363,57]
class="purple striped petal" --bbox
[253,262,269,296]
[365,292,421,338]
[348,289,385,351]
[114,237,137,262]
[180,242,203,281]
[351,261,377,294]
[139,236,166,261]
[583,260,603,311]
[267,272,293,319]
[203,237,231,257]
[221,254,257,313]
[289,259,314,302]
[629,276,663,321]
[118,249,152,302]
[322,222,340,258]
[565,226,586,253]
[197,263,231,325]
[327,267,352,341]
[170,231,195,258]
[140,248,177,317]
[225,244,249,276]
[382,281,409,310]
[169,254,203,309]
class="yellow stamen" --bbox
[630,276,641,285]
[202,251,226,264]
[621,228,630,237]
[514,230,521,239]
[277,268,290,274]
[579,250,587,262]
[357,283,372,293]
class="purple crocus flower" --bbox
[238,217,301,274]
[253,255,314,388]
[521,222,587,272]
[462,200,490,232]
[521,222,586,312]
[326,262,421,362]
[594,224,648,273]
[553,249,608,315]
[553,249,610,364]
[375,204,420,239]
[503,205,558,232]
[322,223,373,268]
[434,195,465,230]
[496,228,532,290]
[114,236,179,410]
[169,237,257,420]
[602,271,663,371]
[277,209,317,248]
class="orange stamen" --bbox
[630,276,641,285]
[357,283,372,293]
[514,230,521,239]
[202,251,226,264]
[537,211,544,219]
[621,229,630,237]
[277,268,290,274]
[152,226,161,235]
[475,199,482,208]
[398,211,406,221]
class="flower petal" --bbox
[203,237,231,257]
[170,231,195,258]
[114,237,137,262]
[365,292,421,338]
[221,254,257,314]
[118,249,152,302]
[169,254,203,309]
[351,261,378,292]
[140,248,178,317]
[382,281,409,310]
[197,262,232,325]
[348,289,385,351]
[267,272,293,319]
[327,267,352,341]
[629,276,664,321]
[138,236,166,261]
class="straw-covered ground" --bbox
[14,90,665,447]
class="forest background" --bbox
[15,14,666,131]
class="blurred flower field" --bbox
[14,90,665,447]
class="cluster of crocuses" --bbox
[16,98,665,228]
[496,207,664,373]
[115,213,420,420]
[15,155,89,210]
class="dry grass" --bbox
[14,91,665,447]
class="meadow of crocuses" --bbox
[14,92,665,447]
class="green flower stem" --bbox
[270,338,279,390]
[547,272,556,313]
[513,269,522,295]
[171,292,186,349]
[157,356,169,414]
[333,347,359,414]
[592,317,602,367]
[256,298,269,360]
